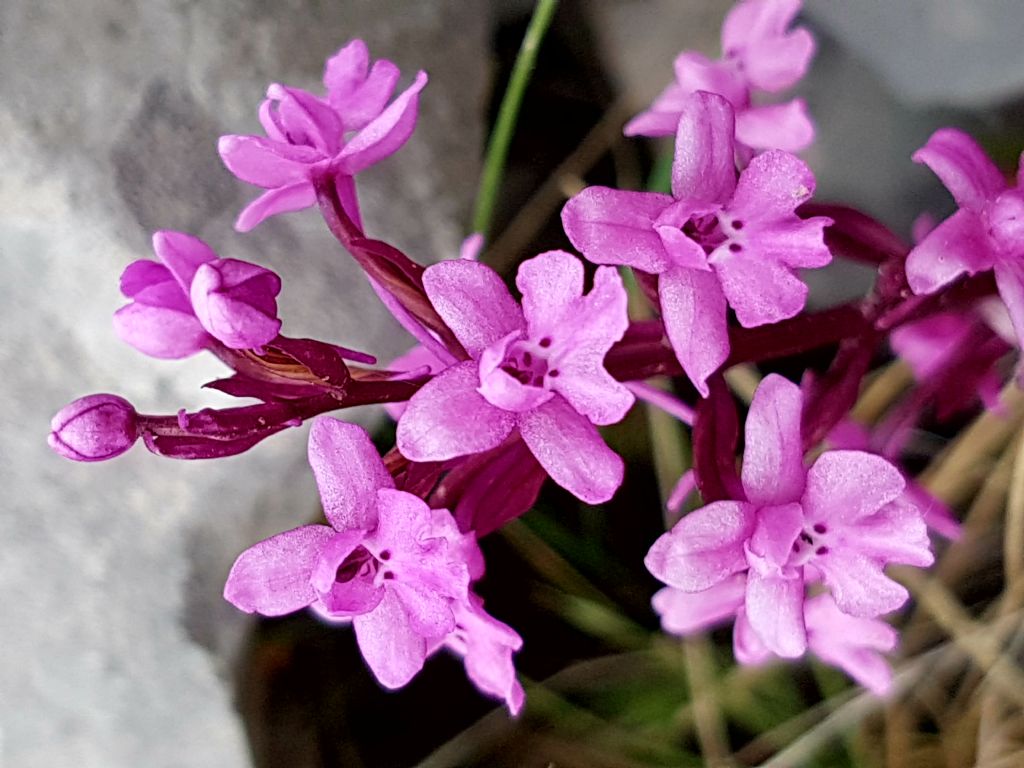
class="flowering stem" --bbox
[312,171,466,359]
[471,0,560,240]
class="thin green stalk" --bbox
[472,0,559,240]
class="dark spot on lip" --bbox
[379,549,391,561]
[813,523,827,534]
[815,546,829,556]
[539,337,552,348]
[728,243,742,253]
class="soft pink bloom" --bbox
[906,129,1024,346]
[219,39,427,231]
[225,418,474,689]
[396,250,633,504]
[113,231,281,358]
[645,374,932,660]
[563,92,830,395]
[626,0,815,153]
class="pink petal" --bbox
[658,266,730,397]
[561,186,674,273]
[850,499,934,568]
[422,260,525,358]
[730,149,816,221]
[721,0,802,55]
[396,361,516,461]
[736,101,815,153]
[624,86,685,138]
[815,549,909,617]
[652,573,746,635]
[310,531,385,616]
[805,594,896,695]
[913,128,1005,213]
[112,303,209,359]
[353,588,428,689]
[672,92,737,204]
[742,374,806,505]
[747,502,804,570]
[645,500,756,591]
[267,84,343,155]
[339,61,401,132]
[733,607,773,665]
[308,418,393,531]
[119,260,172,298]
[235,181,317,232]
[739,29,815,93]
[711,242,811,327]
[905,209,993,295]
[448,596,525,716]
[905,483,961,541]
[217,135,320,188]
[994,256,1024,347]
[337,71,428,175]
[152,231,219,291]
[517,254,634,424]
[189,260,282,349]
[744,568,807,657]
[803,451,905,526]
[518,395,624,504]
[322,39,369,102]
[369,489,470,602]
[223,524,334,616]
[673,52,748,107]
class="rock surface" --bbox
[0,2,486,766]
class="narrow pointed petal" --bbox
[913,128,1005,213]
[672,92,737,203]
[308,418,393,531]
[623,84,686,137]
[804,451,905,526]
[235,181,317,232]
[519,395,624,504]
[224,524,334,616]
[397,362,516,461]
[816,549,909,617]
[337,71,428,175]
[652,574,746,635]
[742,374,805,505]
[218,135,319,188]
[337,60,401,131]
[645,501,756,591]
[744,568,807,657]
[736,100,815,153]
[561,186,673,273]
[659,267,730,397]
[422,260,524,357]
[322,39,369,101]
[354,589,428,689]
[905,209,993,295]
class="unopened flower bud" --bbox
[190,259,282,349]
[49,394,139,462]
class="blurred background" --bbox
[3,1,1024,766]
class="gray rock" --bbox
[0,1,486,765]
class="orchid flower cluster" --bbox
[49,0,1023,713]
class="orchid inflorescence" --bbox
[49,0,1023,713]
